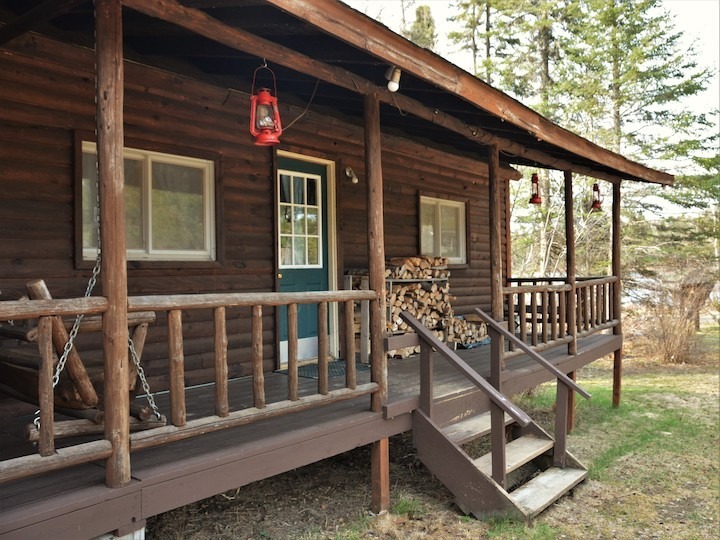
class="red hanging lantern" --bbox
[590,183,602,212]
[250,65,282,146]
[529,172,542,205]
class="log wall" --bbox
[0,34,509,390]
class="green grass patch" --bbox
[390,496,426,517]
[487,519,559,539]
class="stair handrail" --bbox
[399,311,532,427]
[474,308,591,400]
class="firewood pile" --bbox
[385,256,450,280]
[347,256,489,359]
[444,314,488,348]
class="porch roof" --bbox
[0,0,674,185]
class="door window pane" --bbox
[278,170,323,268]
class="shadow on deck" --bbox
[0,333,620,539]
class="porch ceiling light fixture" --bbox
[250,64,283,146]
[385,66,402,93]
[529,172,542,205]
[590,182,603,212]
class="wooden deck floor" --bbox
[0,333,620,540]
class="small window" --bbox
[82,142,215,261]
[278,170,322,268]
[420,196,466,264]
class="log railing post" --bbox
[96,0,130,488]
[344,300,356,390]
[214,307,229,417]
[168,309,186,427]
[38,316,55,457]
[288,303,299,401]
[252,305,265,409]
[318,301,329,395]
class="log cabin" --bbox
[0,1,674,538]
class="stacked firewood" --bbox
[385,256,450,280]
[386,256,451,358]
[444,314,488,348]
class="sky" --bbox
[344,0,720,165]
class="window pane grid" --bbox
[278,171,322,269]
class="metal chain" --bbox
[129,337,161,419]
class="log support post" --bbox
[364,93,389,513]
[612,181,623,408]
[564,171,577,432]
[96,0,130,488]
[488,144,507,487]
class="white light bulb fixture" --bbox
[345,167,359,184]
[385,66,401,92]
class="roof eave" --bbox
[266,0,674,186]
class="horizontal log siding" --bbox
[0,34,507,388]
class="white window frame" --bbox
[277,169,324,270]
[420,195,467,264]
[82,141,215,261]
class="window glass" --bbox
[278,171,322,268]
[419,196,466,264]
[81,142,214,261]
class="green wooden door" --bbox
[277,157,329,364]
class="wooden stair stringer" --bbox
[412,410,523,520]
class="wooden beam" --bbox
[0,0,87,45]
[564,171,577,356]
[123,0,626,182]
[267,0,674,186]
[489,145,503,321]
[612,181,623,408]
[364,93,387,413]
[96,0,130,488]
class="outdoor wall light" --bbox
[345,167,359,184]
[250,65,283,146]
[385,66,402,92]
[590,182,603,212]
[529,172,542,205]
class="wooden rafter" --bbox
[0,0,88,45]
[266,0,673,185]
[121,0,629,182]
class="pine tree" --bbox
[403,5,437,50]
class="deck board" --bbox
[0,333,620,538]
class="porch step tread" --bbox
[474,435,554,476]
[441,412,514,445]
[510,466,587,518]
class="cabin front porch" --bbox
[0,308,619,539]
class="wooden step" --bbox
[474,435,554,476]
[441,411,514,445]
[510,467,587,518]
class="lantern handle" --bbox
[251,63,278,97]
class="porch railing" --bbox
[503,275,619,357]
[127,290,378,451]
[0,297,112,484]
[0,289,378,484]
